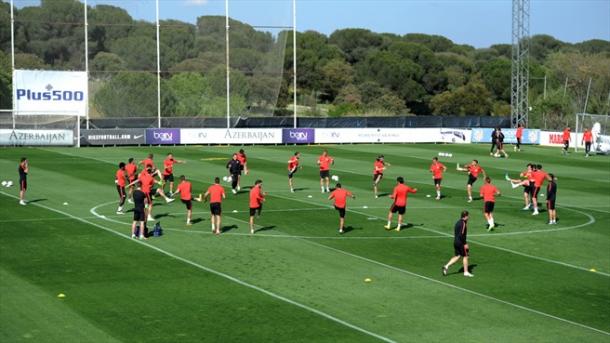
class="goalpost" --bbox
[574,113,610,154]
[0,110,82,147]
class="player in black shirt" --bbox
[18,157,28,205]
[226,154,242,194]
[442,211,474,277]
[131,185,148,240]
[546,173,557,225]
[493,128,509,158]
[489,128,497,156]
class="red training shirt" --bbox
[138,171,154,194]
[532,169,548,188]
[249,185,265,208]
[318,155,333,171]
[373,161,385,175]
[115,169,126,187]
[125,163,137,180]
[562,129,571,141]
[430,162,446,179]
[330,188,352,209]
[237,153,247,165]
[391,184,417,207]
[583,131,593,142]
[163,158,176,176]
[288,156,299,171]
[176,180,192,201]
[141,158,155,169]
[516,127,523,139]
[467,164,484,178]
[480,183,499,202]
[207,184,225,203]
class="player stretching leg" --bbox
[480,177,500,231]
[287,152,301,193]
[442,210,474,277]
[385,177,417,231]
[198,177,226,234]
[18,157,28,205]
[457,160,486,202]
[115,162,127,214]
[163,153,185,194]
[506,163,534,210]
[173,175,194,225]
[373,155,389,198]
[429,157,447,200]
[531,164,551,216]
[249,180,266,234]
[546,174,558,224]
[317,150,334,193]
[328,183,355,234]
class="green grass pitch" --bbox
[1,144,609,342]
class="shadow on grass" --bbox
[458,264,478,275]
[221,224,238,233]
[27,198,47,203]
[191,218,204,225]
[254,225,276,233]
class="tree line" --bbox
[0,0,608,127]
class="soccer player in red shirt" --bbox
[328,183,355,234]
[125,157,138,203]
[429,157,447,200]
[237,149,248,176]
[385,176,417,231]
[129,167,174,221]
[317,150,334,193]
[457,160,486,202]
[373,155,390,198]
[562,127,571,155]
[162,153,185,194]
[531,164,552,216]
[115,162,127,214]
[249,179,266,234]
[582,128,593,157]
[479,177,501,231]
[174,175,194,226]
[514,123,524,151]
[506,163,535,210]
[139,153,163,179]
[198,177,226,234]
[287,152,301,193]
[18,157,28,205]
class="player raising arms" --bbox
[546,173,558,224]
[317,150,334,193]
[198,177,226,234]
[125,158,138,203]
[163,153,185,194]
[531,164,552,216]
[457,159,486,202]
[173,175,195,226]
[385,176,417,232]
[429,157,447,200]
[562,126,571,155]
[373,155,390,198]
[226,154,242,194]
[115,162,127,214]
[18,157,28,205]
[288,152,301,193]
[249,179,266,234]
[442,210,474,277]
[237,149,248,176]
[328,183,356,234]
[480,177,501,231]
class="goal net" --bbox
[574,113,610,154]
[0,110,81,147]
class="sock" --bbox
[387,221,391,227]
[321,186,325,192]
[487,219,492,226]
[436,191,441,197]
[490,218,495,226]
[211,224,215,231]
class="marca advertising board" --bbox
[471,128,540,144]
[81,129,146,146]
[282,128,315,144]
[314,128,471,144]
[146,128,181,145]
[539,131,577,147]
[0,129,73,146]
[13,70,87,117]
[181,129,282,144]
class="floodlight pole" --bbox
[156,0,161,128]
[292,0,297,128]
[10,0,15,129]
[510,0,530,128]
[583,77,592,114]
[225,0,230,128]
[84,0,89,130]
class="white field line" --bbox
[43,149,607,274]
[0,191,396,343]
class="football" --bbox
[331,175,339,181]
[1,181,6,187]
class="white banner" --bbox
[181,129,282,144]
[0,129,74,146]
[13,70,87,117]
[314,128,471,144]
[539,131,578,147]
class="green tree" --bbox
[329,29,383,63]
[480,57,511,102]
[430,78,493,115]
[90,52,126,79]
[167,72,210,116]
[321,59,354,101]
[0,50,11,109]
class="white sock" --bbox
[490,218,495,226]
[387,221,391,227]
[436,191,441,197]
[321,186,325,192]
[211,224,215,231]
[487,219,492,226]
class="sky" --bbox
[12,0,610,48]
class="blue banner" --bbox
[471,128,540,144]
[283,128,315,144]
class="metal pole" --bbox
[10,0,15,129]
[156,0,161,128]
[84,0,90,130]
[292,0,297,128]
[563,77,568,97]
[583,77,592,114]
[543,74,547,99]
[225,0,230,128]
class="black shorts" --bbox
[563,140,570,148]
[497,142,504,150]
[373,173,383,182]
[210,202,221,215]
[133,208,145,221]
[116,185,126,198]
[454,242,469,257]
[546,199,556,210]
[163,173,174,182]
[484,201,495,213]
[250,206,262,216]
[390,204,406,215]
[320,170,330,179]
[19,177,27,191]
[434,178,442,186]
[288,170,297,179]
[239,165,244,171]
[182,199,192,210]
[533,186,541,198]
[335,206,346,218]
[467,175,478,185]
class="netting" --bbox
[575,113,610,154]
[0,110,80,146]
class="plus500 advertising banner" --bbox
[471,128,540,144]
[282,128,315,144]
[146,128,181,145]
[13,70,87,117]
